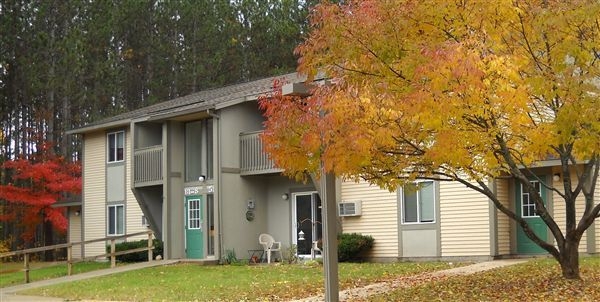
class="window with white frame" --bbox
[402,181,435,224]
[187,199,202,229]
[521,181,541,217]
[107,131,124,163]
[185,119,213,182]
[107,204,125,236]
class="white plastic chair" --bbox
[259,233,281,263]
[311,241,322,260]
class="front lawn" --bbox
[0,261,111,288]
[372,257,600,301]
[22,261,454,301]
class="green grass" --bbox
[22,261,455,301]
[371,257,600,302]
[11,258,600,301]
[0,261,111,288]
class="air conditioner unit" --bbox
[338,201,362,217]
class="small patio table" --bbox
[247,249,264,263]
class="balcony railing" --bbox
[240,131,282,175]
[134,145,163,186]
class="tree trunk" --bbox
[559,241,580,279]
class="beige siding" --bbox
[125,128,147,241]
[69,209,82,259]
[495,179,511,255]
[341,180,398,258]
[439,181,491,256]
[552,170,588,253]
[83,131,107,257]
[597,175,600,253]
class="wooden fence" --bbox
[0,230,154,283]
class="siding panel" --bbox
[496,179,511,255]
[439,181,491,256]
[341,181,398,258]
[125,128,148,242]
[69,210,82,259]
[552,171,588,253]
[597,175,600,253]
[83,131,107,257]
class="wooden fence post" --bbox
[147,232,153,262]
[110,239,116,268]
[24,253,30,283]
[67,245,73,276]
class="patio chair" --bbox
[311,240,322,260]
[259,233,281,263]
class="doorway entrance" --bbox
[515,179,548,254]
[185,195,204,259]
[292,192,322,258]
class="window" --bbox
[107,204,124,235]
[521,181,541,217]
[402,181,435,224]
[107,131,125,163]
[185,119,213,182]
[187,199,202,229]
[207,194,215,256]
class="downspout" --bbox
[206,109,220,120]
[209,109,224,262]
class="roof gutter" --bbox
[66,119,131,135]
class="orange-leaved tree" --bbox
[0,143,81,244]
[259,0,600,279]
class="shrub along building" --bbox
[68,73,599,262]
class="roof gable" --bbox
[68,72,304,134]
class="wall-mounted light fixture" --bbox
[553,173,561,182]
[75,210,80,216]
[198,175,206,182]
[281,193,289,200]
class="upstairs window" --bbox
[107,131,124,163]
[402,181,435,224]
[185,119,213,182]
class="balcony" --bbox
[134,145,163,187]
[240,131,282,175]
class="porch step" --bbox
[177,259,219,265]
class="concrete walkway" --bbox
[0,259,528,302]
[0,260,179,302]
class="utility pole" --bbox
[282,80,339,301]
[320,171,338,301]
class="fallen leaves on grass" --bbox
[373,258,600,301]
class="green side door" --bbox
[515,180,548,254]
[185,195,204,259]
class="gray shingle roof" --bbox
[68,72,304,134]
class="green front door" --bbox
[515,180,548,254]
[185,195,204,259]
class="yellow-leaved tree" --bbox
[260,0,600,279]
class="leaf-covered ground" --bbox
[370,257,600,301]
[18,258,600,301]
